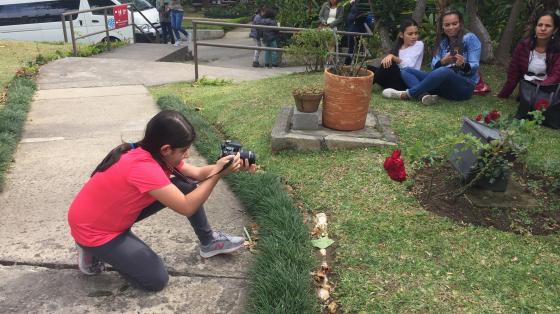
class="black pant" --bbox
[368,63,408,90]
[83,177,213,291]
[160,21,174,44]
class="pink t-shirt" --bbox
[68,147,183,247]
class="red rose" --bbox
[384,149,407,182]
[535,99,550,111]
[484,110,501,124]
[475,113,483,122]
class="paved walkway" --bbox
[0,31,303,312]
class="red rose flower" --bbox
[484,110,501,124]
[475,113,483,122]
[535,99,550,111]
[384,149,407,182]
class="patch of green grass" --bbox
[0,40,72,91]
[149,65,560,312]
[157,95,317,313]
[0,76,36,190]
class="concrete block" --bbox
[292,108,320,130]
[284,133,322,151]
[325,135,397,150]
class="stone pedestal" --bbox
[291,108,320,130]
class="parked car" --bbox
[0,0,159,44]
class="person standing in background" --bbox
[157,0,174,45]
[169,0,190,47]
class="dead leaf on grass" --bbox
[327,301,338,313]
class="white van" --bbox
[0,0,159,44]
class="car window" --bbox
[0,0,80,26]
[89,0,117,15]
[119,0,153,12]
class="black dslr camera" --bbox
[220,140,256,165]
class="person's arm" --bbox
[149,154,240,217]
[459,33,481,75]
[431,41,446,69]
[497,42,526,98]
[542,53,560,86]
[319,3,328,25]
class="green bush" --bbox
[204,4,253,19]
[285,28,336,72]
[0,77,36,190]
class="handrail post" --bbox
[193,21,198,81]
[130,5,136,44]
[104,8,111,50]
[61,14,68,43]
[69,17,77,56]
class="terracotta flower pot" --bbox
[322,67,374,131]
[293,92,323,113]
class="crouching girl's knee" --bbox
[142,270,169,292]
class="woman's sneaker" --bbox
[76,244,105,275]
[199,231,245,258]
[421,94,439,105]
[382,88,406,100]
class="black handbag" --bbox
[517,79,560,129]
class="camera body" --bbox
[220,140,256,165]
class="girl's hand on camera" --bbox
[441,52,455,65]
[240,158,257,173]
[454,54,465,67]
[217,153,241,176]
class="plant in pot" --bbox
[292,84,324,113]
[323,31,374,131]
[284,29,335,72]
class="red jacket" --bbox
[498,38,560,98]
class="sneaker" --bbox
[252,61,260,68]
[421,94,439,105]
[199,231,245,258]
[382,88,406,100]
[76,244,105,275]
[173,41,182,47]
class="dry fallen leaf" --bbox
[327,301,338,313]
[317,288,330,300]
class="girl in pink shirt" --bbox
[68,110,255,291]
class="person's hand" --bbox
[216,153,242,176]
[381,54,393,69]
[454,54,465,68]
[441,52,455,66]
[240,158,257,173]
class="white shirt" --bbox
[398,41,424,70]
[524,50,548,81]
[326,8,337,25]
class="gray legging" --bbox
[81,177,213,291]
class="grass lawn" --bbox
[0,40,72,91]
[149,64,560,312]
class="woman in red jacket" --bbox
[498,11,560,98]
[68,110,255,291]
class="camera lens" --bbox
[239,149,256,165]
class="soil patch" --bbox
[412,163,560,235]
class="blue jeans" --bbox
[160,21,174,44]
[264,40,278,66]
[170,10,189,41]
[401,67,475,101]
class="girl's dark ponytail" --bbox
[90,110,196,177]
[91,142,137,177]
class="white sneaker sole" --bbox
[199,243,244,258]
[382,88,404,100]
[421,95,439,105]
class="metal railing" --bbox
[61,4,160,56]
[191,20,373,81]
